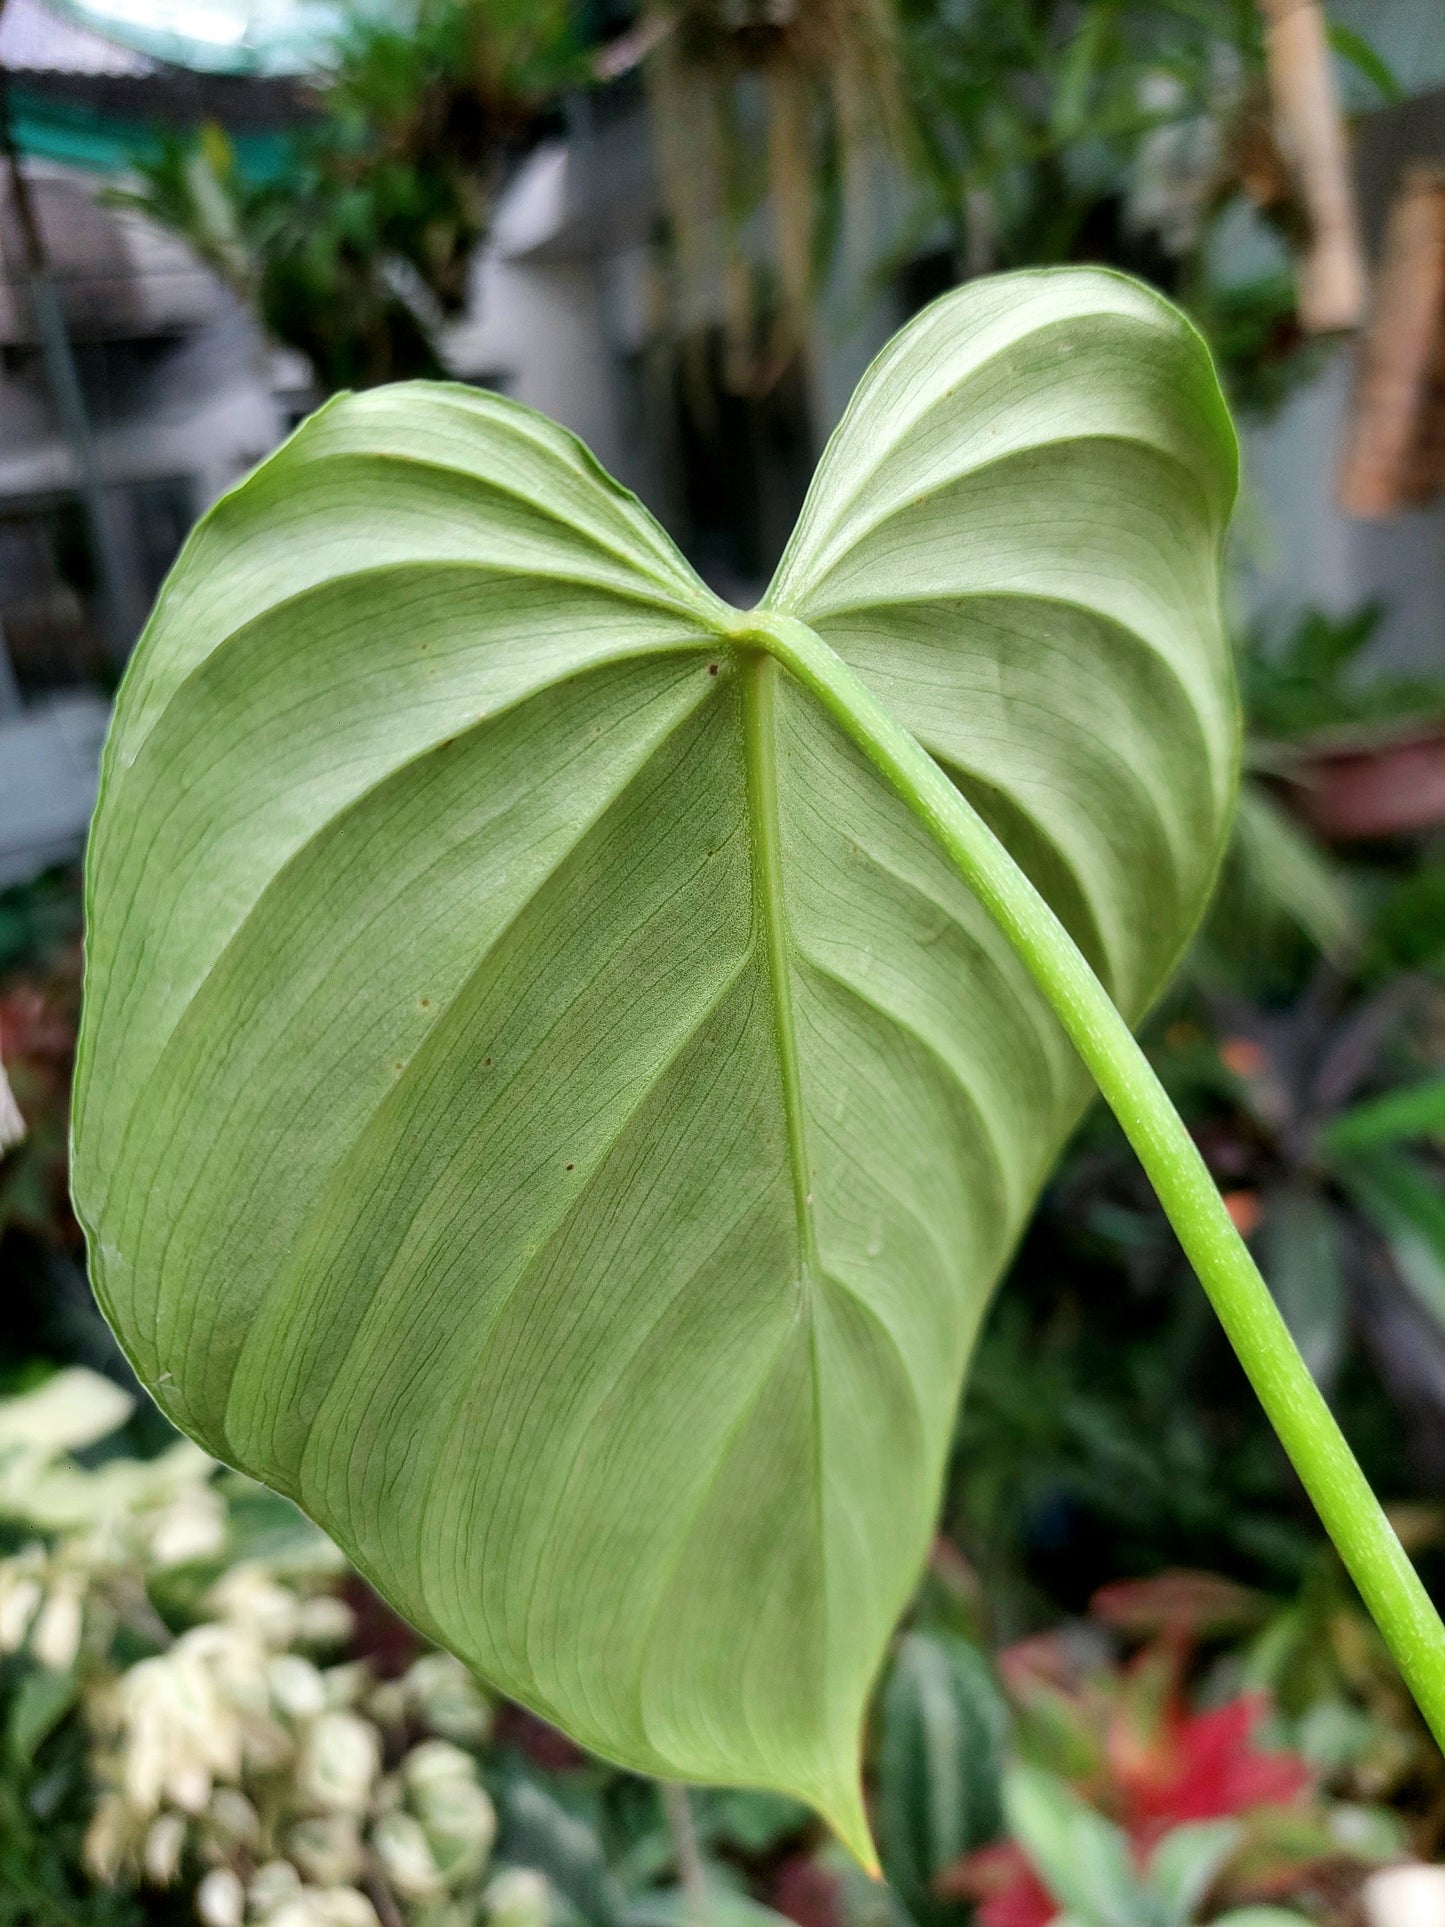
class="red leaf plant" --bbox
[938,1579,1310,1927]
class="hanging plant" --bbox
[644,0,902,392]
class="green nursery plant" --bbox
[981,1762,1312,1927]
[69,268,1445,1866]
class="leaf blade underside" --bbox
[73,269,1238,1858]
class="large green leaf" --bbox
[73,268,1236,1858]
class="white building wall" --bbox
[449,252,627,482]
[0,297,284,513]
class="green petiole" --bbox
[747,607,1445,1752]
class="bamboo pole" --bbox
[1258,0,1366,333]
[1339,167,1445,517]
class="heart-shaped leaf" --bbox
[73,269,1236,1859]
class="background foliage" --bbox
[115,0,584,389]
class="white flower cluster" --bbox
[0,1369,546,1927]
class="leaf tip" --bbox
[816,1772,881,1879]
[854,1841,885,1883]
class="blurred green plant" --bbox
[875,1628,1008,1923]
[832,1571,1432,1927]
[1241,608,1445,746]
[0,912,79,1261]
[641,0,904,390]
[115,0,585,391]
[1239,1551,1445,1839]
[897,0,1259,266]
[0,880,135,1407]
[890,0,1399,411]
[1202,782,1361,987]
[1197,617,1445,1441]
[638,0,1393,411]
[1207,972,1445,1419]
[0,867,85,978]
[963,1761,1313,1927]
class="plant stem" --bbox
[745,609,1445,1750]
[662,1781,710,1927]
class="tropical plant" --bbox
[115,0,583,391]
[1238,607,1445,746]
[893,1,1397,411]
[69,267,1445,1858]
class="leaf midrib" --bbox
[741,650,820,1284]
[740,646,835,1779]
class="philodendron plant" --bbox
[72,269,1445,1869]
